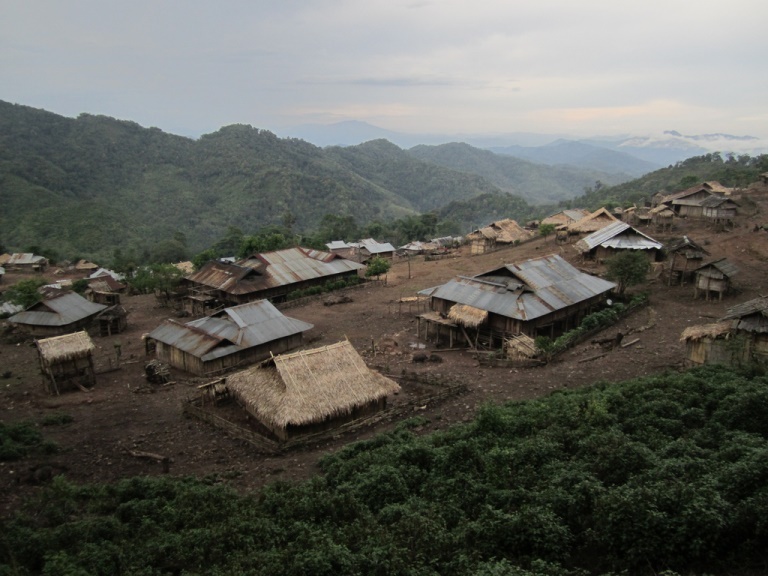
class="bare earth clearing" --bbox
[2,191,768,514]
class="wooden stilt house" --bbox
[665,236,709,286]
[35,331,96,395]
[693,259,738,301]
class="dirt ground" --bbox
[2,188,768,514]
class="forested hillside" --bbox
[409,141,633,204]
[575,152,768,209]
[0,102,529,262]
[3,100,767,265]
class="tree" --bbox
[604,251,650,295]
[539,223,556,242]
[4,279,46,308]
[365,256,391,281]
[191,248,217,270]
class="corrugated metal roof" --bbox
[575,221,662,253]
[9,292,107,327]
[148,299,313,361]
[326,241,352,250]
[359,238,396,254]
[6,253,47,265]
[258,247,364,287]
[428,254,615,321]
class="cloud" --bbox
[1,0,767,138]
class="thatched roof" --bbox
[226,340,400,429]
[36,331,95,364]
[448,303,488,328]
[491,219,533,244]
[680,322,732,342]
[467,219,532,244]
[567,207,619,233]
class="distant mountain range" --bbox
[2,100,764,264]
[280,121,768,175]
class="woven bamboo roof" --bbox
[680,322,732,342]
[448,303,488,328]
[36,331,95,364]
[226,340,400,429]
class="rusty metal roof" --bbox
[148,299,313,362]
[255,247,364,287]
[425,254,615,321]
[9,292,107,327]
[187,247,363,297]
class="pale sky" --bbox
[2,0,767,140]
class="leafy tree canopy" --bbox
[605,251,651,295]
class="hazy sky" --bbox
[2,0,767,139]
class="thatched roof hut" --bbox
[566,207,619,235]
[36,331,96,394]
[226,340,400,440]
[679,321,753,367]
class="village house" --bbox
[664,236,709,286]
[358,238,396,262]
[541,208,591,229]
[147,299,313,376]
[35,331,97,395]
[574,221,663,262]
[325,240,358,260]
[225,340,401,441]
[417,253,616,347]
[681,296,768,367]
[9,291,107,337]
[74,259,99,273]
[2,253,49,272]
[692,258,739,301]
[649,205,675,231]
[563,207,619,239]
[85,273,127,306]
[466,219,533,255]
[184,247,365,311]
[653,182,735,219]
[96,305,128,337]
[699,195,739,225]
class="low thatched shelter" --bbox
[680,322,747,367]
[226,340,401,441]
[36,331,96,395]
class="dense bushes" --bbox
[2,365,768,574]
[535,293,648,359]
[0,421,58,461]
